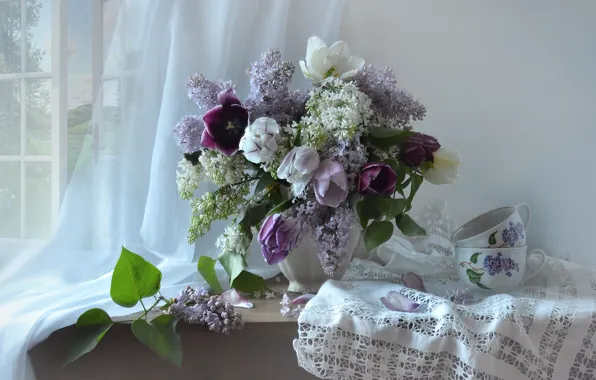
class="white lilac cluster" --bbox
[176,158,204,200]
[280,293,305,318]
[300,78,372,148]
[188,184,250,243]
[198,150,249,186]
[167,287,244,334]
[215,224,251,257]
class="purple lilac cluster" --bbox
[167,286,244,334]
[483,252,519,277]
[245,49,307,124]
[323,139,368,191]
[354,65,426,128]
[501,222,525,247]
[186,73,233,110]
[173,115,204,154]
[293,201,357,276]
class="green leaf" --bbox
[110,247,162,308]
[266,199,293,217]
[197,256,223,293]
[470,252,481,264]
[396,214,427,237]
[364,221,394,252]
[219,251,246,285]
[382,158,400,174]
[294,124,302,146]
[406,174,423,211]
[466,269,483,284]
[476,282,491,290]
[368,128,415,148]
[239,203,271,236]
[132,315,183,368]
[395,165,408,187]
[231,270,268,294]
[254,173,275,195]
[488,231,498,245]
[64,308,113,366]
[357,196,407,228]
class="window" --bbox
[0,0,121,242]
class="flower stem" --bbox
[136,297,165,321]
[459,262,484,272]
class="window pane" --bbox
[0,79,21,154]
[0,0,22,73]
[25,161,51,239]
[103,0,122,72]
[102,79,121,154]
[25,78,51,155]
[0,162,21,238]
[26,0,51,73]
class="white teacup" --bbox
[455,246,545,292]
[452,203,531,248]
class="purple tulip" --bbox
[357,162,397,195]
[312,159,349,208]
[201,88,249,156]
[258,214,302,265]
[399,133,440,168]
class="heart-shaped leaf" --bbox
[132,315,182,368]
[396,214,427,237]
[231,270,268,294]
[219,251,246,285]
[197,256,223,293]
[110,247,162,308]
[470,252,481,264]
[466,269,483,284]
[488,231,497,245]
[64,308,113,366]
[364,221,394,252]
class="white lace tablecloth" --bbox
[293,202,596,380]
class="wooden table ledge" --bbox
[113,278,296,324]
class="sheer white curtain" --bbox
[0,1,344,379]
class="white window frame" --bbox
[0,0,68,241]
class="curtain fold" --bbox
[0,1,345,379]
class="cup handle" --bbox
[516,202,531,229]
[522,248,546,284]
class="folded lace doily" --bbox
[294,202,595,380]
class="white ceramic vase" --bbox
[278,225,362,293]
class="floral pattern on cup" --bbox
[459,251,520,290]
[488,221,525,248]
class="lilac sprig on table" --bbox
[174,35,463,294]
[166,287,244,334]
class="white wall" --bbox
[341,0,596,265]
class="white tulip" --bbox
[299,36,365,83]
[277,146,320,196]
[239,117,280,164]
[422,148,462,185]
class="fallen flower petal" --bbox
[291,293,316,306]
[404,272,426,292]
[380,291,420,312]
[221,289,254,309]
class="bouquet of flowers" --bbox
[174,36,461,291]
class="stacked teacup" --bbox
[453,203,545,292]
